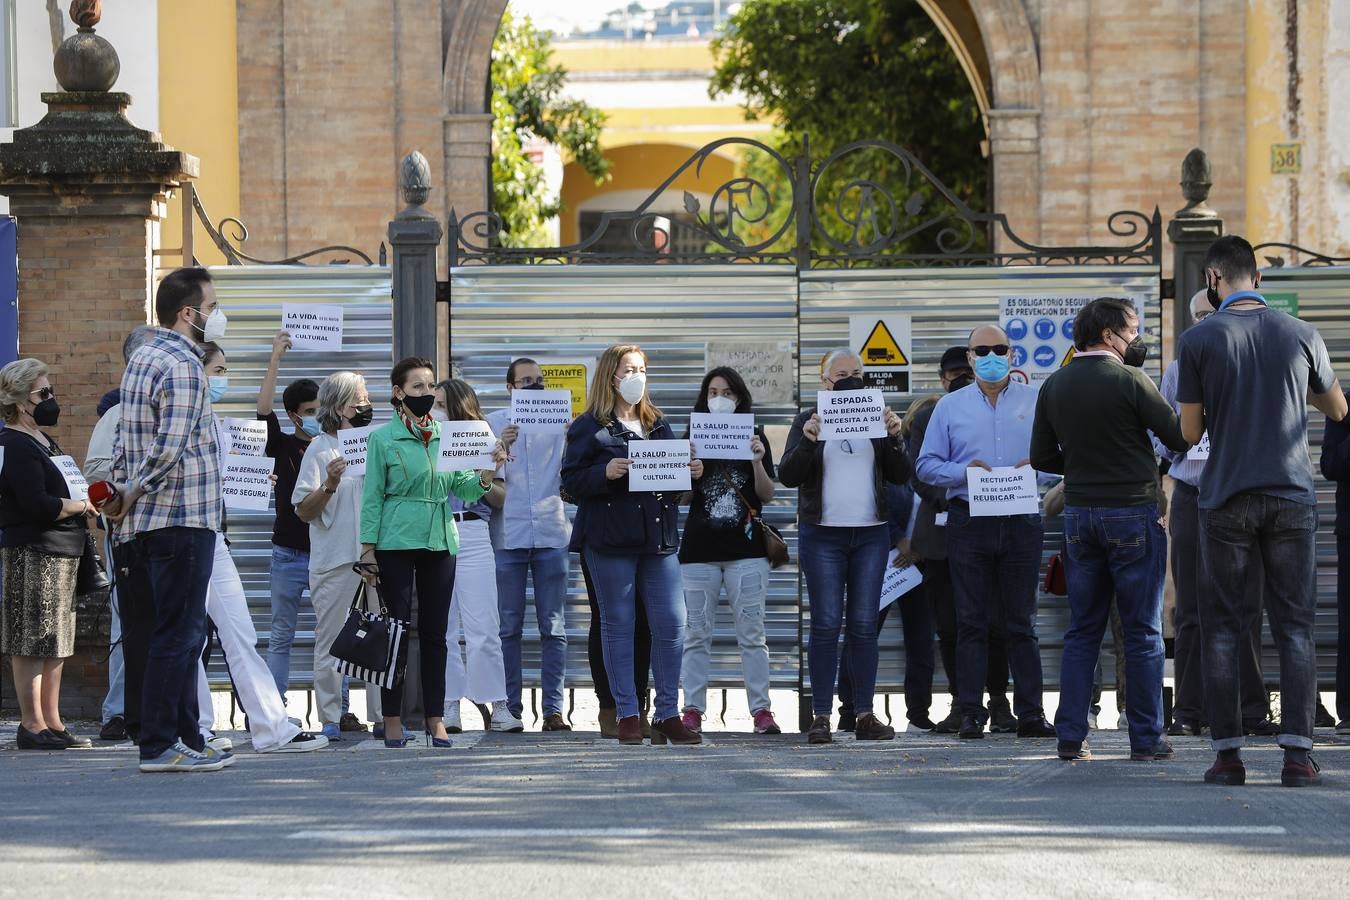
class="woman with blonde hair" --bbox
[0,358,96,749]
[560,344,702,745]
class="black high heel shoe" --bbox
[17,725,67,750]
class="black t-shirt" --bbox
[679,427,776,564]
[261,412,311,552]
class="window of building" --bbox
[1,0,16,128]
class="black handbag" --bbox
[75,532,112,595]
[330,574,394,673]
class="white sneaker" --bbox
[206,734,233,753]
[490,702,524,733]
[444,704,462,733]
[262,731,329,753]
[1087,713,1098,731]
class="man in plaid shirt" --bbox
[106,267,231,773]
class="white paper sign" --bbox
[221,417,268,457]
[221,455,276,511]
[880,550,924,610]
[282,304,344,350]
[689,412,754,460]
[704,341,796,407]
[339,425,374,476]
[818,389,887,440]
[966,466,1040,517]
[437,421,497,471]
[1186,432,1210,462]
[52,455,89,501]
[628,439,691,492]
[511,389,573,432]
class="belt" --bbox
[452,511,482,522]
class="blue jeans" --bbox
[138,527,216,759]
[945,506,1045,721]
[1201,493,1318,751]
[582,548,685,720]
[837,587,936,724]
[800,522,890,718]
[266,545,310,697]
[1056,503,1166,749]
[497,546,570,718]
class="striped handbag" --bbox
[330,572,406,690]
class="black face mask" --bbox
[401,394,435,418]
[1117,334,1149,368]
[32,397,60,427]
[831,375,866,392]
[521,382,546,391]
[349,404,374,428]
[946,373,974,393]
[1206,274,1221,310]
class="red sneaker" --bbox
[753,709,781,734]
[681,708,703,734]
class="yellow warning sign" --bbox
[1061,346,1076,367]
[538,360,589,416]
[859,320,909,366]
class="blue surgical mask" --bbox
[973,354,1010,383]
[299,415,321,437]
[208,375,228,403]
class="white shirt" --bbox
[820,438,883,527]
[485,408,570,550]
[292,432,364,574]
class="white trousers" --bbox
[197,534,301,752]
[311,561,382,726]
[444,519,508,709]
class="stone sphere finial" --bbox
[1177,148,1214,216]
[53,0,120,92]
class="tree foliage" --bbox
[709,0,988,257]
[491,9,610,247]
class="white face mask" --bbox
[429,408,448,422]
[196,307,228,342]
[707,395,737,415]
[617,372,646,405]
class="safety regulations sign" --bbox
[1000,295,1141,385]
[849,314,912,394]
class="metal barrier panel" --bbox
[450,265,802,702]
[1256,265,1350,689]
[205,265,393,688]
[799,266,1162,698]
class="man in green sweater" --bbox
[1030,297,1191,763]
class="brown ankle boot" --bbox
[617,715,644,745]
[598,707,619,738]
[651,715,703,745]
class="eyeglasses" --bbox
[970,345,1010,357]
[840,439,854,455]
[513,377,546,387]
[28,387,55,401]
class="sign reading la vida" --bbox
[849,315,912,394]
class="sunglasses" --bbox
[970,345,1010,357]
[29,387,55,401]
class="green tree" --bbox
[490,8,610,247]
[709,0,988,259]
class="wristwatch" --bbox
[321,483,336,494]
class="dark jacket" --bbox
[905,401,950,560]
[778,408,911,526]
[1320,391,1350,537]
[0,428,87,557]
[561,411,682,555]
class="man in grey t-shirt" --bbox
[1177,235,1347,788]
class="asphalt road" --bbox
[3,722,1348,899]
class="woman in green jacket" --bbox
[359,357,498,747]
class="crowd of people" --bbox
[1,235,1347,786]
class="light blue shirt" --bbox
[1152,359,1205,488]
[916,380,1047,502]
[486,407,570,550]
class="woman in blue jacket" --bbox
[560,344,703,745]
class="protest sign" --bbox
[818,389,887,440]
[966,466,1039,516]
[339,425,374,476]
[437,421,497,471]
[281,304,344,350]
[1187,432,1210,462]
[880,550,924,610]
[535,359,591,415]
[51,455,89,501]
[689,412,754,460]
[221,417,268,457]
[628,439,691,492]
[511,389,573,432]
[221,456,275,511]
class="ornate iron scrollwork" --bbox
[1252,242,1350,268]
[191,186,374,266]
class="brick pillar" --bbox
[0,91,197,719]
[988,108,1042,249]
